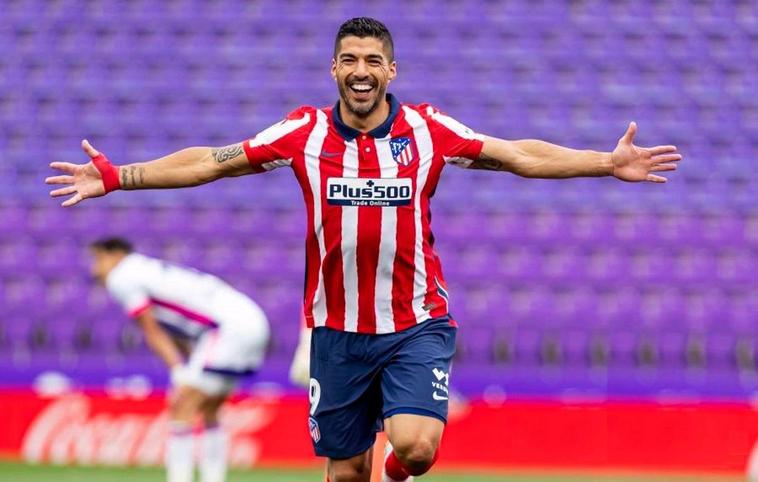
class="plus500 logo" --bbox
[327,178,412,207]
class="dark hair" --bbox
[334,17,394,61]
[90,237,133,253]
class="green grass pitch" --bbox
[0,461,745,482]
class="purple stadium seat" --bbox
[610,332,638,368]
[563,331,591,367]
[4,316,34,351]
[513,330,541,367]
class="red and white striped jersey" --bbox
[242,94,484,334]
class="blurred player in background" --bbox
[50,17,681,482]
[288,313,312,389]
[89,238,270,482]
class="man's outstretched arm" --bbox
[46,139,251,206]
[472,122,682,183]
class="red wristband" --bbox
[91,153,121,193]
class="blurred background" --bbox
[1,0,757,480]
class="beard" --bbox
[338,79,387,118]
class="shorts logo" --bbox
[433,368,450,385]
[308,417,321,443]
[390,137,417,166]
[432,391,448,401]
[326,177,412,207]
[431,367,450,401]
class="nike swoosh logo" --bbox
[320,151,341,158]
[432,392,448,401]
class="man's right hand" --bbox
[46,139,109,207]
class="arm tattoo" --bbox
[211,144,244,164]
[120,166,146,189]
[469,152,506,171]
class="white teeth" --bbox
[351,84,372,92]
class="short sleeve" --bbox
[421,104,485,168]
[106,269,151,318]
[243,107,315,173]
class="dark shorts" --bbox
[307,317,457,459]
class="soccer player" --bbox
[88,238,270,482]
[48,17,682,482]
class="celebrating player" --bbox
[49,17,681,482]
[88,238,270,482]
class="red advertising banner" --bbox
[440,398,758,474]
[0,389,756,475]
[0,389,314,468]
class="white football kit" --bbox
[106,253,269,394]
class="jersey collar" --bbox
[332,93,400,141]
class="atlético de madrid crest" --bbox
[308,416,321,443]
[390,137,417,166]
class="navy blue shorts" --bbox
[307,317,456,459]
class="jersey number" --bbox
[308,378,321,416]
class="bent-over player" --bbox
[89,237,270,482]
